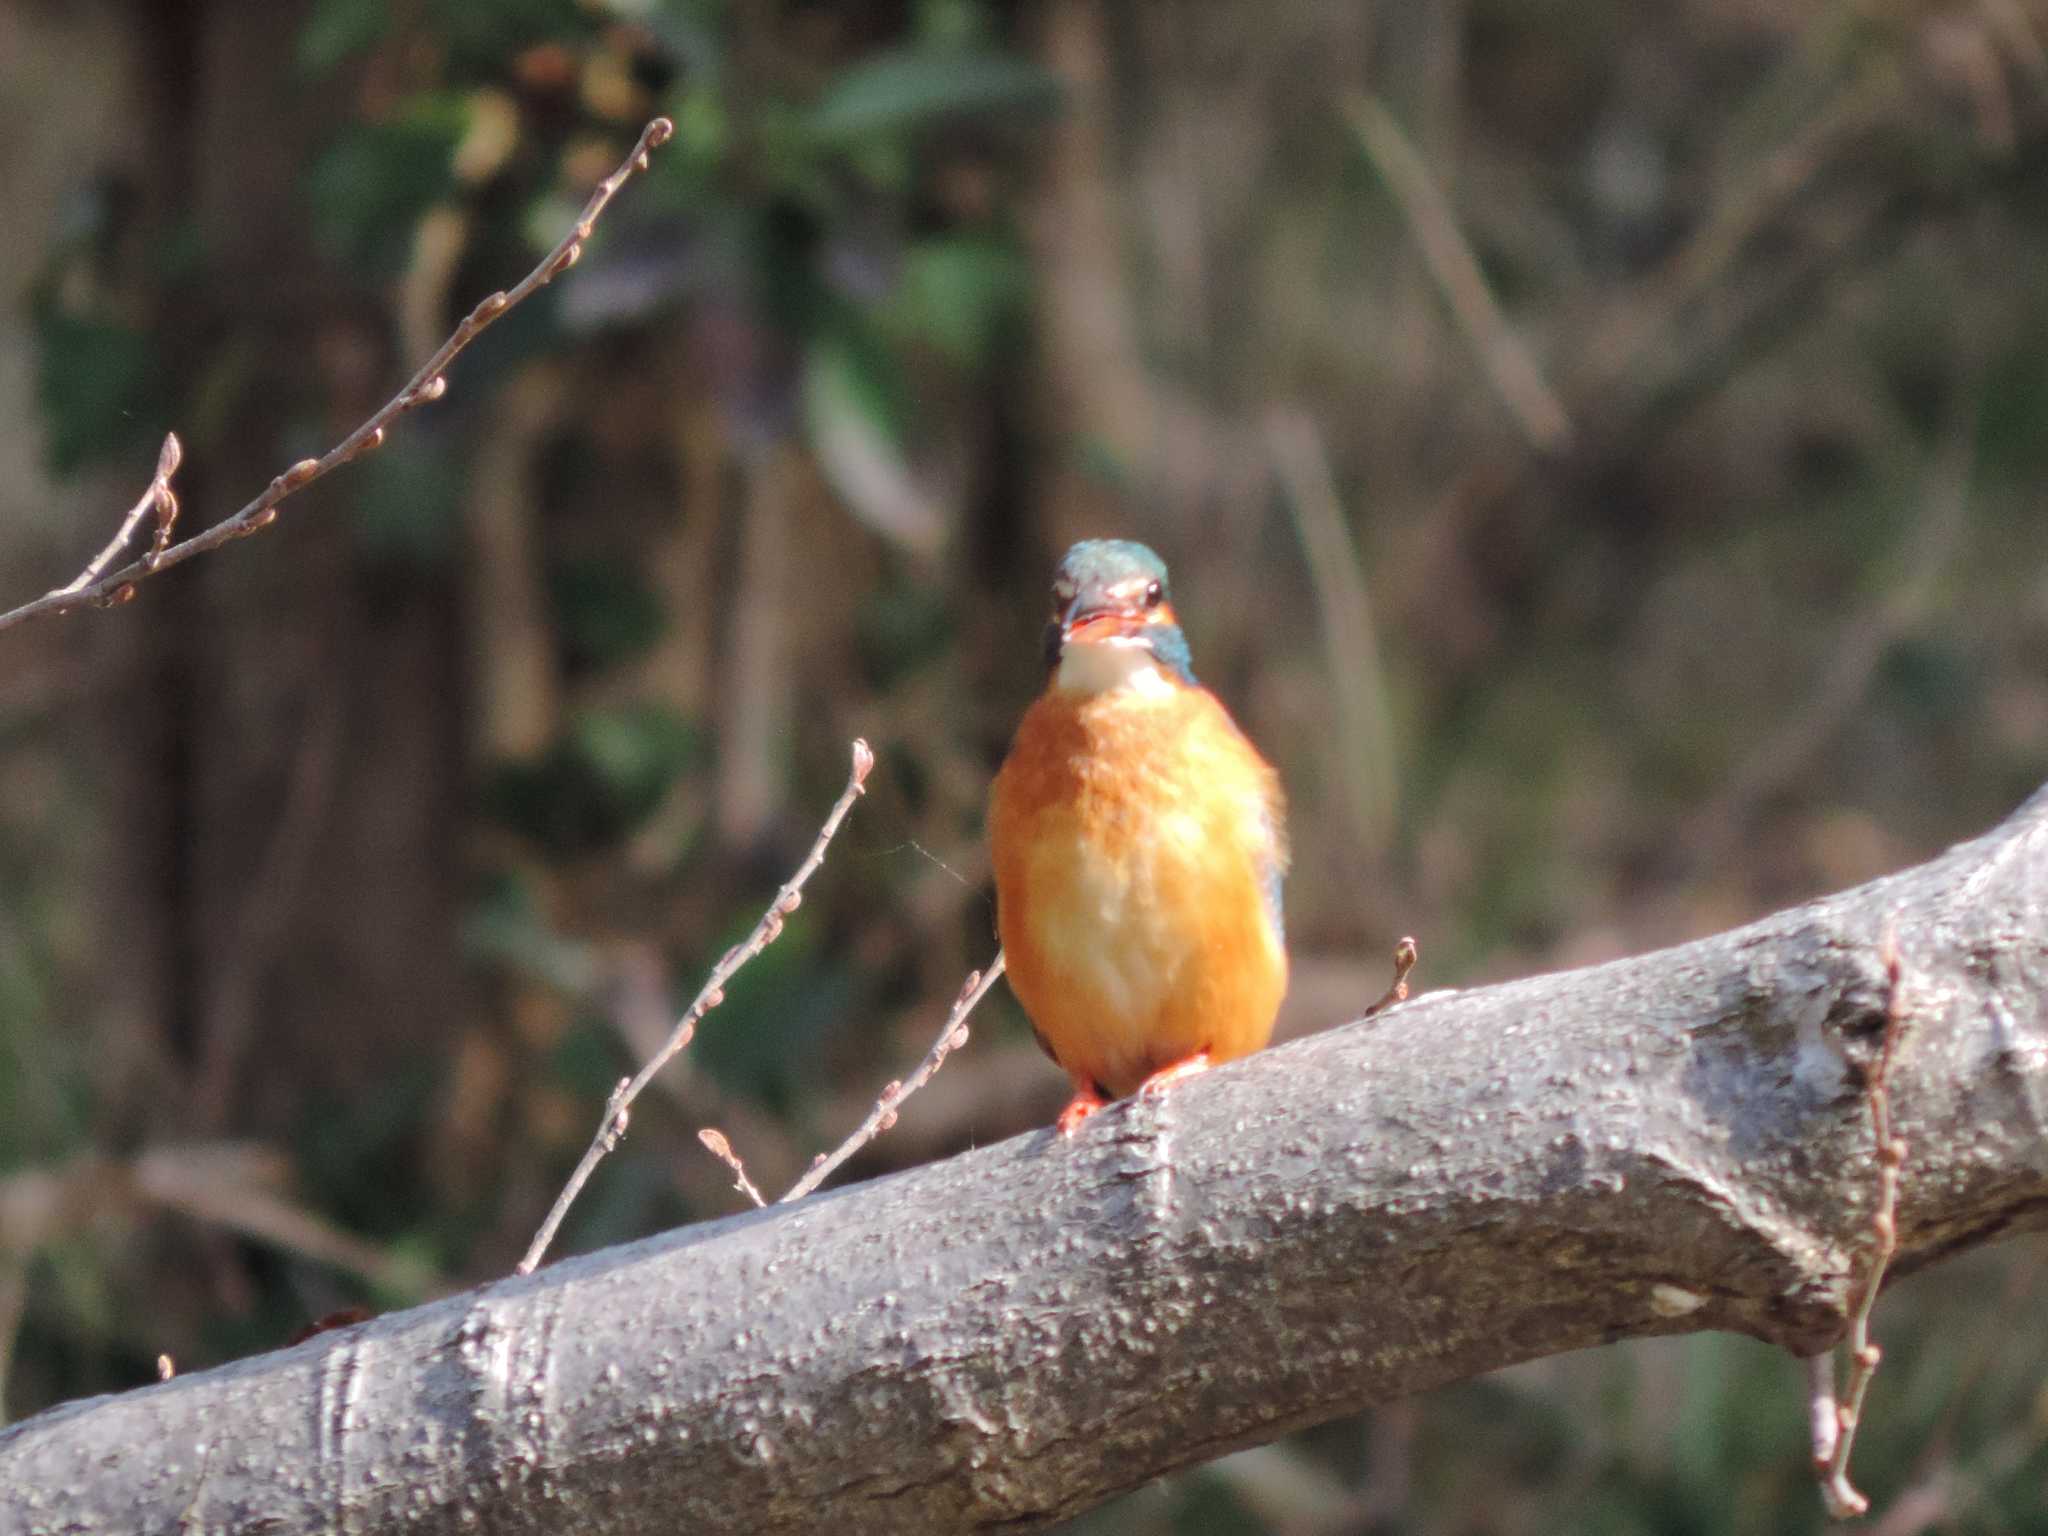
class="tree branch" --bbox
[8,783,2048,1534]
[0,117,674,638]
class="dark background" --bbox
[3,1,2047,1529]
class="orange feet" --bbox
[1056,1054,1213,1136]
[1137,1051,1212,1099]
[1055,1085,1108,1136]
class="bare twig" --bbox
[696,1129,766,1209]
[45,432,183,600]
[1364,937,1419,1018]
[1814,926,1911,1519]
[778,953,1004,1204]
[1344,94,1572,452]
[515,739,875,1274]
[0,116,675,638]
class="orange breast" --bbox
[988,682,1287,1098]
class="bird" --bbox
[988,539,1288,1135]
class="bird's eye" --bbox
[1144,580,1164,608]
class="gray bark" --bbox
[7,786,2048,1535]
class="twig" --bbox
[1364,937,1419,1018]
[515,739,875,1274]
[0,116,675,638]
[1344,93,1572,452]
[1814,926,1911,1519]
[47,432,183,598]
[778,953,1004,1204]
[696,1129,766,1209]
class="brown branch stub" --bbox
[0,116,676,638]
[1364,935,1419,1017]
[1814,922,1912,1520]
[514,737,874,1275]
[779,953,1004,1205]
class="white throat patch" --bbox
[1056,637,1175,697]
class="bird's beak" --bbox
[1061,597,1141,647]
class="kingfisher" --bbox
[989,539,1288,1135]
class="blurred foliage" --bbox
[483,704,703,852]
[307,98,470,274]
[6,0,2048,1531]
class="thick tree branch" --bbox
[8,785,2048,1533]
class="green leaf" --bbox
[809,48,1061,142]
[549,556,667,675]
[802,323,946,554]
[307,97,468,275]
[298,0,391,76]
[687,915,846,1113]
[460,873,601,995]
[856,579,953,687]
[914,0,989,49]
[482,705,702,854]
[425,0,590,71]
[33,309,165,475]
[348,431,461,567]
[891,235,1028,366]
[572,707,691,803]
